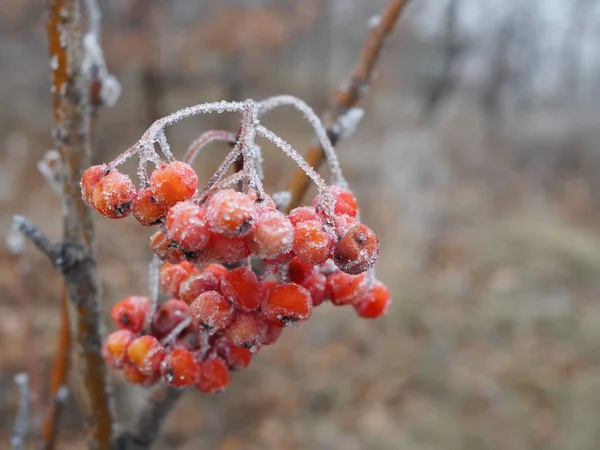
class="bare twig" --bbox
[285,0,411,211]
[112,385,183,450]
[46,1,115,448]
[40,284,72,450]
[12,373,31,450]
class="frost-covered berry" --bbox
[197,357,230,394]
[207,189,257,237]
[354,281,391,319]
[224,312,268,349]
[215,339,252,371]
[133,187,170,226]
[161,348,200,387]
[220,267,266,313]
[123,362,160,386]
[81,164,107,206]
[152,299,189,337]
[302,272,326,307]
[91,170,136,218]
[179,272,220,304]
[150,161,198,205]
[159,261,198,298]
[314,186,358,218]
[150,230,186,264]
[111,296,150,333]
[189,291,235,333]
[293,220,335,265]
[288,206,321,226]
[103,329,135,368]
[325,272,367,306]
[262,283,312,327]
[334,214,358,237]
[204,232,250,264]
[165,201,210,252]
[332,224,380,275]
[127,335,166,376]
[262,323,284,345]
[246,208,294,260]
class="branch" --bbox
[112,385,184,450]
[11,373,31,450]
[285,0,411,211]
[46,1,115,448]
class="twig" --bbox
[285,0,411,211]
[112,385,183,450]
[40,284,72,450]
[12,373,31,450]
[46,1,115,448]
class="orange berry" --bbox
[262,283,312,327]
[197,357,230,394]
[288,206,321,226]
[103,329,135,368]
[325,272,367,306]
[152,299,189,337]
[165,201,210,251]
[224,312,267,349]
[314,186,358,218]
[207,189,257,237]
[111,296,150,333]
[201,263,229,281]
[204,232,250,264]
[189,291,235,333]
[150,230,186,264]
[161,348,200,387]
[123,362,160,386]
[179,272,220,304]
[220,267,266,313]
[334,214,358,237]
[127,335,166,376]
[333,224,380,275]
[215,339,253,371]
[133,187,170,226]
[293,220,335,265]
[354,281,391,319]
[159,261,198,298]
[150,161,198,205]
[81,164,107,206]
[91,170,136,218]
[246,208,293,260]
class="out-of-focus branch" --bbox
[112,385,183,450]
[46,1,115,449]
[40,284,71,450]
[12,373,31,450]
[285,0,411,211]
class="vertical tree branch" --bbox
[46,0,115,448]
[285,0,411,211]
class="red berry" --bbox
[224,312,267,349]
[197,357,230,394]
[204,232,250,264]
[334,214,358,237]
[152,299,189,337]
[303,272,326,307]
[262,283,312,327]
[111,296,150,333]
[288,257,316,285]
[81,164,107,206]
[293,220,335,265]
[127,335,166,376]
[262,324,284,345]
[91,170,136,218]
[165,201,210,251]
[161,348,200,387]
[179,272,220,304]
[150,230,186,264]
[314,186,358,218]
[189,291,235,333]
[207,189,257,237]
[159,261,197,298]
[246,208,293,260]
[150,161,198,205]
[201,263,229,282]
[288,206,321,226]
[215,340,253,371]
[123,362,160,386]
[333,224,380,275]
[103,329,135,368]
[354,281,391,319]
[220,267,266,313]
[325,272,367,306]
[133,187,170,226]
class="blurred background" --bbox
[3,0,600,448]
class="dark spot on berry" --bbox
[115,202,133,217]
[237,219,254,236]
[281,316,299,326]
[164,367,174,382]
[120,313,131,325]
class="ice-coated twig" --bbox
[145,255,162,331]
[271,191,291,211]
[255,125,335,222]
[330,107,365,141]
[161,318,191,346]
[195,146,243,202]
[113,384,183,450]
[12,216,64,267]
[37,150,63,196]
[184,130,237,165]
[258,95,347,187]
[157,131,174,162]
[11,373,30,450]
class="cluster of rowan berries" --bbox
[81,97,391,393]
